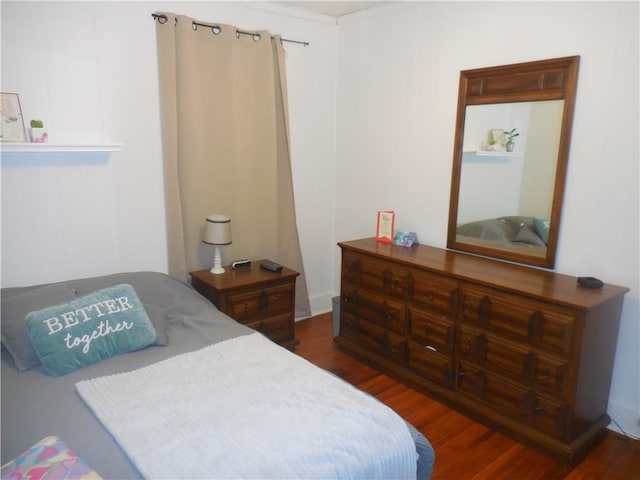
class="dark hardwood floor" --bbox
[294,313,640,480]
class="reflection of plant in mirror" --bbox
[504,128,519,152]
[504,128,519,143]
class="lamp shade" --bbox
[203,214,232,246]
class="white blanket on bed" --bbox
[76,332,417,479]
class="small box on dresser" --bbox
[336,238,628,464]
[190,261,299,350]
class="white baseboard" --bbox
[308,292,337,317]
[607,401,640,439]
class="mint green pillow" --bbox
[25,284,156,376]
[533,218,551,245]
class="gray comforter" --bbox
[1,271,434,479]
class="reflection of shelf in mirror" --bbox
[463,150,522,157]
[0,143,123,153]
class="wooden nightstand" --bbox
[190,261,299,350]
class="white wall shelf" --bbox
[0,143,123,153]
[463,150,522,157]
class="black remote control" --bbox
[577,276,604,289]
[260,260,282,272]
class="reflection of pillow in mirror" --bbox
[514,225,546,246]
[457,219,516,242]
[500,216,535,231]
[534,218,550,245]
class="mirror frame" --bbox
[447,56,580,268]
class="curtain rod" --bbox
[151,13,309,47]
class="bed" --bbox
[1,271,434,479]
[456,215,549,253]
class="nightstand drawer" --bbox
[225,284,294,321]
[226,291,261,322]
[262,284,295,316]
[262,314,294,344]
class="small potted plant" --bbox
[29,119,48,143]
[504,128,519,152]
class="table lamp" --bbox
[203,214,232,274]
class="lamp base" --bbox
[210,246,225,275]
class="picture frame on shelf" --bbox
[0,93,27,143]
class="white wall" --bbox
[0,1,338,314]
[336,2,639,438]
[2,1,638,439]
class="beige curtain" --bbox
[155,13,311,317]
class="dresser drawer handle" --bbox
[464,337,472,351]
[243,302,250,313]
[425,345,437,352]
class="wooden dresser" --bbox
[191,263,299,350]
[336,238,628,464]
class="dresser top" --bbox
[339,238,628,310]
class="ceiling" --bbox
[274,1,392,17]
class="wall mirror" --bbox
[447,56,580,268]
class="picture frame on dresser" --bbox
[376,210,395,243]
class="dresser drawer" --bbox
[523,392,568,440]
[342,287,407,334]
[457,361,567,439]
[533,352,568,396]
[409,307,455,354]
[457,324,568,397]
[458,323,529,382]
[342,252,410,299]
[460,287,574,354]
[410,270,459,315]
[407,342,455,388]
[457,360,530,421]
[341,313,406,364]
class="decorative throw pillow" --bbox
[66,273,170,347]
[533,218,551,245]
[514,224,546,246]
[1,284,77,371]
[0,436,102,479]
[25,284,156,376]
